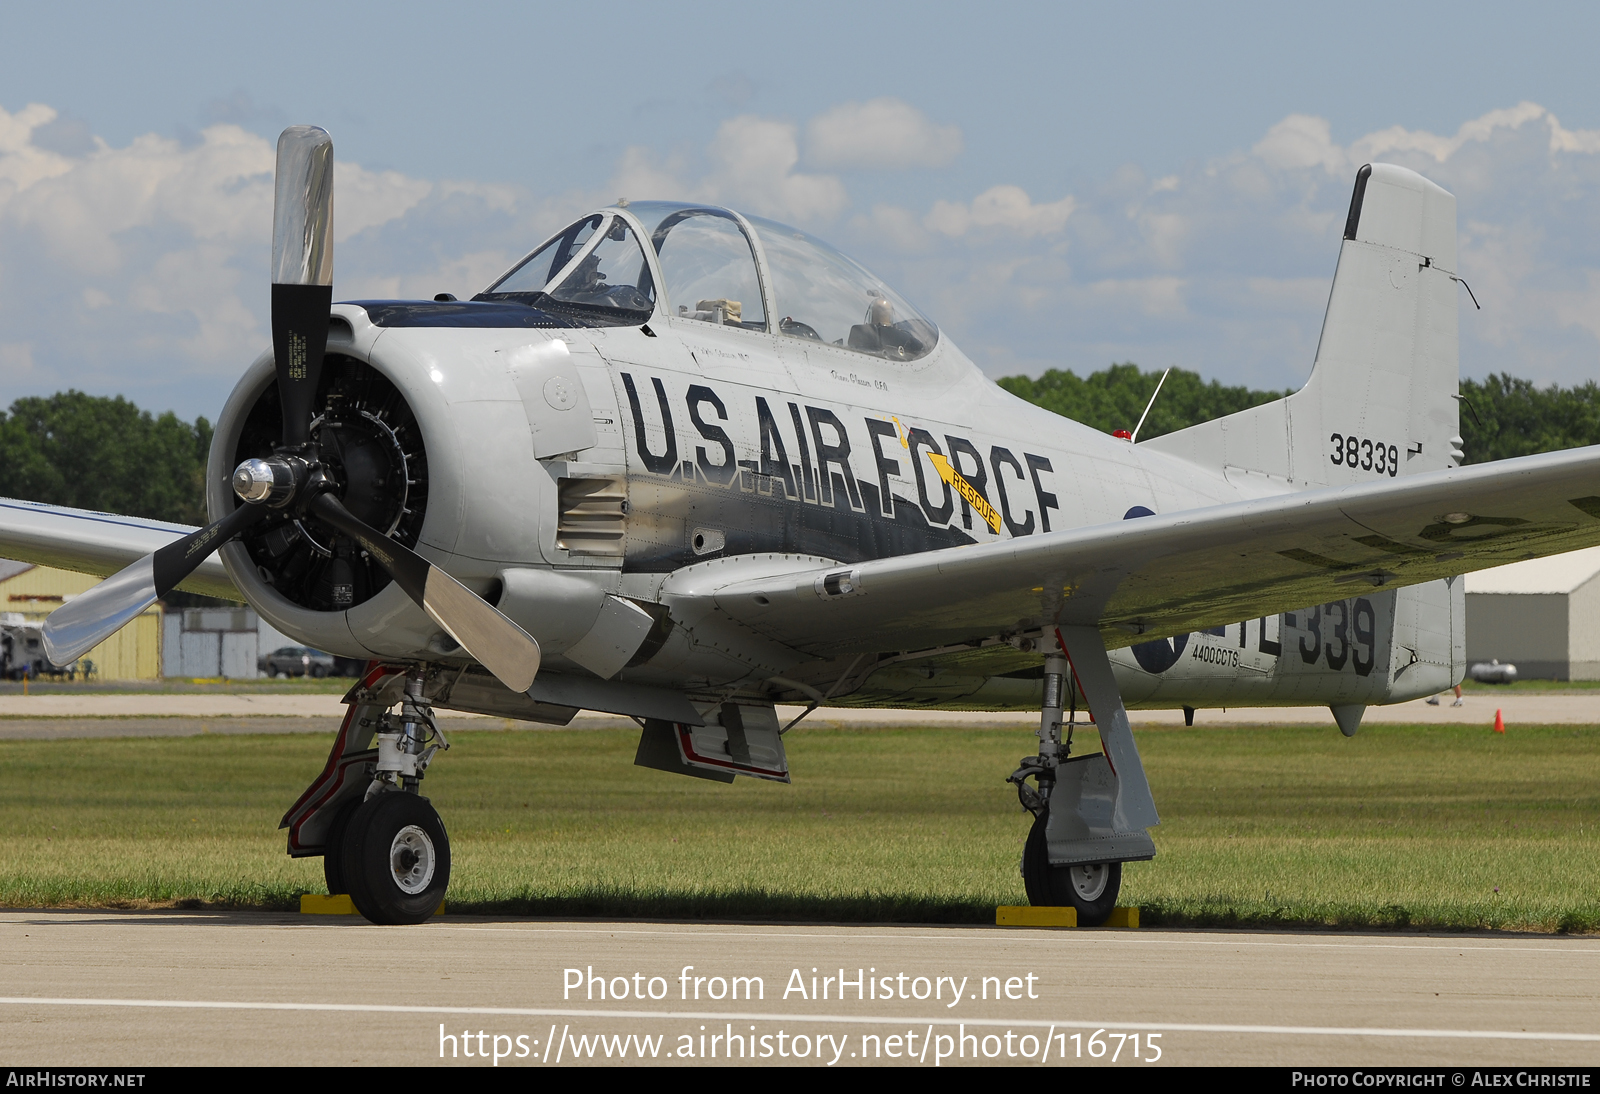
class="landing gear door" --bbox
[634,702,791,783]
[1044,754,1157,866]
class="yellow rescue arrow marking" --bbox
[890,415,1002,535]
[928,452,1002,535]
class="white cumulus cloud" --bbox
[805,98,963,170]
[9,94,1600,421]
[926,185,1075,238]
[844,100,1600,396]
[610,115,848,223]
[1253,114,1347,175]
[0,103,518,415]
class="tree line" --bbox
[0,373,1596,524]
[998,364,1292,446]
[999,365,1600,465]
[0,391,212,524]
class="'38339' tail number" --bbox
[1330,433,1398,477]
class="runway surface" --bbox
[2,910,1597,1067]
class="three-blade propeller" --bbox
[43,127,541,693]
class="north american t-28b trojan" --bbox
[7,127,1599,925]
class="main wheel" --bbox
[1021,809,1121,927]
[341,792,450,925]
[321,797,362,895]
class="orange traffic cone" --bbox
[1493,709,1505,734]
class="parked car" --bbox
[259,646,337,678]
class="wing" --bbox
[0,497,238,600]
[662,446,1600,657]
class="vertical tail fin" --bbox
[1144,163,1461,489]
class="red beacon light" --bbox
[1112,429,1133,441]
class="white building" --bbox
[161,606,296,679]
[1464,546,1600,681]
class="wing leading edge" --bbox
[0,498,238,600]
[663,445,1600,659]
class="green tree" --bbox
[1002,365,1600,465]
[998,363,1291,441]
[0,391,213,524]
[1456,374,1600,464]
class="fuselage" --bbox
[206,202,1462,715]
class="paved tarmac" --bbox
[1,910,1596,1068]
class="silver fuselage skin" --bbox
[208,290,1460,714]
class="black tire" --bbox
[311,665,327,679]
[321,797,363,895]
[1021,809,1121,927]
[341,792,450,925]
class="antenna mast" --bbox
[1130,367,1172,444]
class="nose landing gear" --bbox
[342,791,451,924]
[341,668,451,924]
[285,664,452,924]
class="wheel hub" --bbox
[390,823,436,894]
[1068,862,1109,901]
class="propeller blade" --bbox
[270,125,335,447]
[308,493,541,692]
[42,503,268,666]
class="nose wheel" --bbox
[340,791,451,924]
[321,797,362,897]
[1021,810,1121,926]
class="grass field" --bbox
[1,720,1597,932]
[1459,678,1600,694]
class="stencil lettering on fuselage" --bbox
[1131,602,1386,680]
[613,370,1065,571]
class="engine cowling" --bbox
[208,306,564,662]
[231,353,429,613]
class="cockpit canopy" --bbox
[478,201,939,363]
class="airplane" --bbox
[4,125,1598,926]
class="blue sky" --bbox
[4,1,1600,419]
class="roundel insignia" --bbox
[1131,633,1189,673]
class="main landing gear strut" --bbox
[282,664,452,924]
[1008,628,1161,927]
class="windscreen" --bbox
[481,214,653,324]
[489,215,600,294]
[544,218,655,313]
